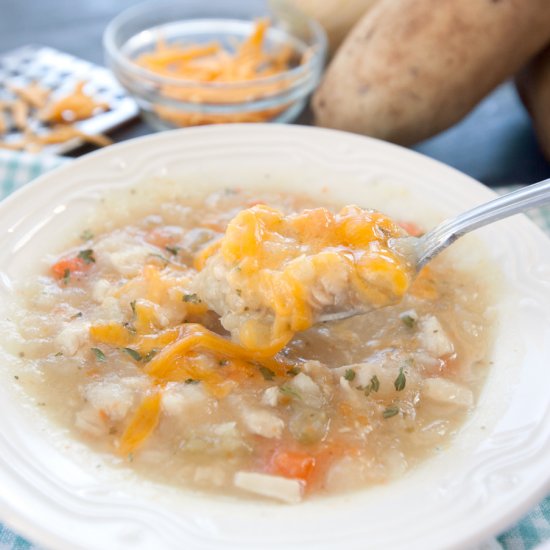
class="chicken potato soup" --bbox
[10,186,495,504]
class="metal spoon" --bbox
[320,177,550,323]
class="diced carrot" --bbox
[269,450,316,483]
[51,256,88,279]
[398,221,424,237]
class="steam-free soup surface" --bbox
[10,187,494,503]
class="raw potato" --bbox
[517,45,550,161]
[290,0,379,53]
[313,0,550,146]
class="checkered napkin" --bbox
[0,150,548,550]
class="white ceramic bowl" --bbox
[0,125,549,550]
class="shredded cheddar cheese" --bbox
[197,204,415,353]
[40,81,109,123]
[118,390,162,456]
[134,19,299,126]
[0,80,112,151]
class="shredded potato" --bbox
[134,19,300,126]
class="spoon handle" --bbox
[416,178,550,269]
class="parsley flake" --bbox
[259,366,275,381]
[400,314,416,328]
[63,268,70,285]
[286,366,300,376]
[123,322,136,335]
[364,375,380,396]
[130,300,136,315]
[143,349,158,363]
[77,249,96,264]
[279,385,301,400]
[123,348,142,362]
[165,246,180,255]
[183,293,201,304]
[148,253,169,264]
[383,406,400,419]
[394,367,406,391]
[80,229,94,241]
[185,378,200,385]
[344,369,356,381]
[91,347,106,362]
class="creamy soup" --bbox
[9,187,495,503]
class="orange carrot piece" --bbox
[269,450,316,483]
[398,221,424,237]
[51,256,88,279]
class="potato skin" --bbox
[313,0,550,145]
[290,0,379,54]
[517,45,550,161]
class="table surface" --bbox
[2,0,550,187]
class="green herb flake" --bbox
[77,249,96,264]
[54,351,63,357]
[123,322,137,335]
[143,349,158,363]
[286,366,300,376]
[165,245,180,255]
[80,229,94,241]
[148,253,169,264]
[185,378,200,385]
[123,347,142,362]
[401,314,416,328]
[394,367,406,391]
[91,347,106,362]
[236,289,242,297]
[364,374,380,396]
[63,268,71,285]
[259,366,275,381]
[219,359,229,367]
[344,369,356,381]
[383,406,400,419]
[130,300,136,315]
[279,385,301,400]
[183,293,201,304]
[71,311,83,319]
[14,375,19,380]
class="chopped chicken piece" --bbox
[234,471,304,503]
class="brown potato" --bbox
[313,0,550,146]
[517,45,550,161]
[289,0,379,53]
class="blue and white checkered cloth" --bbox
[0,149,549,550]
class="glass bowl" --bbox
[103,0,327,130]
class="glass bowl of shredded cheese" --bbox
[104,0,327,129]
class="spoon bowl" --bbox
[319,177,550,323]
